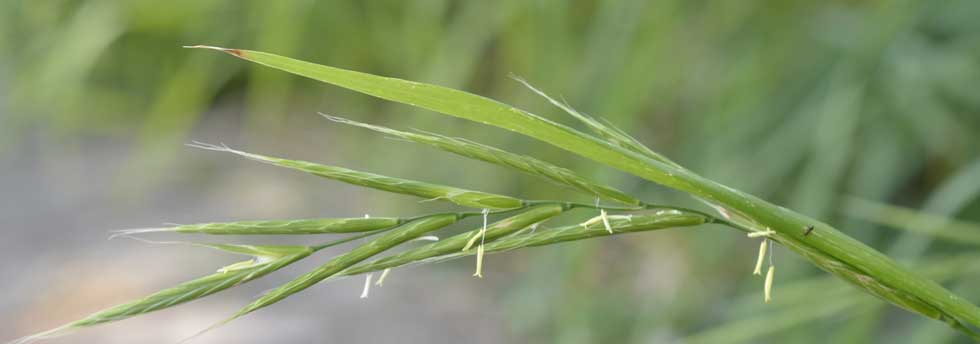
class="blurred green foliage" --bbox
[3,0,980,342]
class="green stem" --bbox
[312,199,744,253]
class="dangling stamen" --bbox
[463,229,483,251]
[768,239,774,266]
[375,268,391,287]
[472,208,490,278]
[581,215,603,228]
[753,238,767,275]
[473,244,485,278]
[594,197,613,233]
[360,273,373,299]
[764,239,775,303]
[747,230,776,238]
[600,209,612,234]
[764,265,775,303]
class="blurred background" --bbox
[2,0,980,343]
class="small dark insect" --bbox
[804,225,815,236]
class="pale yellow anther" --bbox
[360,273,373,299]
[753,239,768,275]
[747,230,776,238]
[473,244,485,278]
[581,216,603,228]
[471,208,489,278]
[375,268,391,287]
[462,229,484,251]
[217,259,256,274]
[764,265,775,303]
[600,209,612,234]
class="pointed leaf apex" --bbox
[183,45,245,58]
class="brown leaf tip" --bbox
[182,45,245,58]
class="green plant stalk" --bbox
[484,211,709,250]
[322,114,640,205]
[188,46,980,334]
[345,210,710,277]
[343,204,565,275]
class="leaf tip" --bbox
[182,45,245,58]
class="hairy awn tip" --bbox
[108,227,175,240]
[472,209,489,278]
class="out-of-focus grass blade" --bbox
[12,245,312,344]
[685,296,869,344]
[187,142,523,210]
[113,217,402,236]
[188,46,980,337]
[322,114,640,206]
[688,254,980,344]
[843,197,980,247]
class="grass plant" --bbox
[10,45,980,343]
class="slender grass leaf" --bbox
[322,114,640,205]
[188,142,523,210]
[692,254,980,344]
[181,46,696,192]
[685,295,870,344]
[843,197,980,247]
